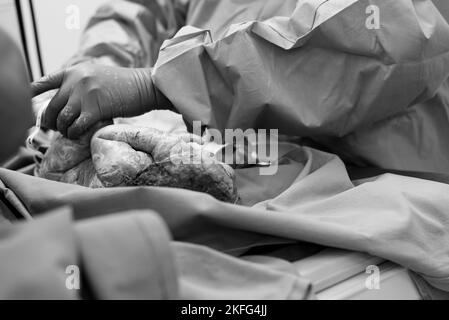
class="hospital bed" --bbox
[295,249,421,300]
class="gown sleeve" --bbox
[67,0,189,68]
[152,0,449,137]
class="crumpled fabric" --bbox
[153,0,449,172]
[68,0,449,173]
[154,0,449,135]
[0,208,78,299]
[0,207,180,299]
[74,211,178,299]
[0,200,312,300]
[2,139,449,294]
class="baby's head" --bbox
[38,124,239,203]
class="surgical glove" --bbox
[31,63,159,139]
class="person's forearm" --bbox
[67,0,186,68]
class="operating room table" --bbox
[294,249,421,300]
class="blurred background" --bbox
[0,0,106,78]
[1,0,449,80]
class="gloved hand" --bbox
[31,63,163,139]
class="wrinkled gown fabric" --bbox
[68,0,449,173]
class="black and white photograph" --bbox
[1,0,449,307]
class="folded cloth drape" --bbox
[1,141,449,295]
[0,207,179,299]
[0,205,312,299]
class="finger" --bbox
[67,113,97,140]
[64,88,104,138]
[41,88,70,130]
[56,102,81,137]
[31,70,65,97]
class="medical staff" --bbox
[0,28,34,163]
[31,0,449,173]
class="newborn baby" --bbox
[36,122,238,203]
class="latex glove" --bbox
[31,63,161,139]
[31,56,121,117]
